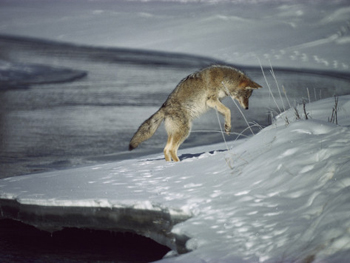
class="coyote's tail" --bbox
[129,107,165,151]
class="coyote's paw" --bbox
[225,123,231,135]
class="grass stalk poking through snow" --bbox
[260,59,315,124]
[258,57,282,114]
[328,95,339,125]
[303,100,309,120]
[269,59,286,112]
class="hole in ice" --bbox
[0,219,170,262]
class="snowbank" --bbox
[1,95,350,262]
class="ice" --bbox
[0,59,86,88]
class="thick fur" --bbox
[129,65,262,161]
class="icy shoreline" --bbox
[0,59,87,89]
[0,198,191,254]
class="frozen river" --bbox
[1,35,350,178]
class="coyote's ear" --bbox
[243,80,262,90]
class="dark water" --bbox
[0,219,170,263]
[0,35,350,262]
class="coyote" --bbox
[129,65,262,161]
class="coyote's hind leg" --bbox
[164,136,173,161]
[164,135,179,162]
[164,132,189,162]
[164,117,191,162]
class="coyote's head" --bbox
[234,78,262,110]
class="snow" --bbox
[1,0,350,262]
[1,0,350,72]
[1,95,350,262]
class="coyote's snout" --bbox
[129,65,262,162]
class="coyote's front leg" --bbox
[206,98,231,135]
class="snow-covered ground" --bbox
[1,95,350,262]
[1,0,350,262]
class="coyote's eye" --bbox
[246,90,253,98]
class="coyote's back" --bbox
[129,65,262,161]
